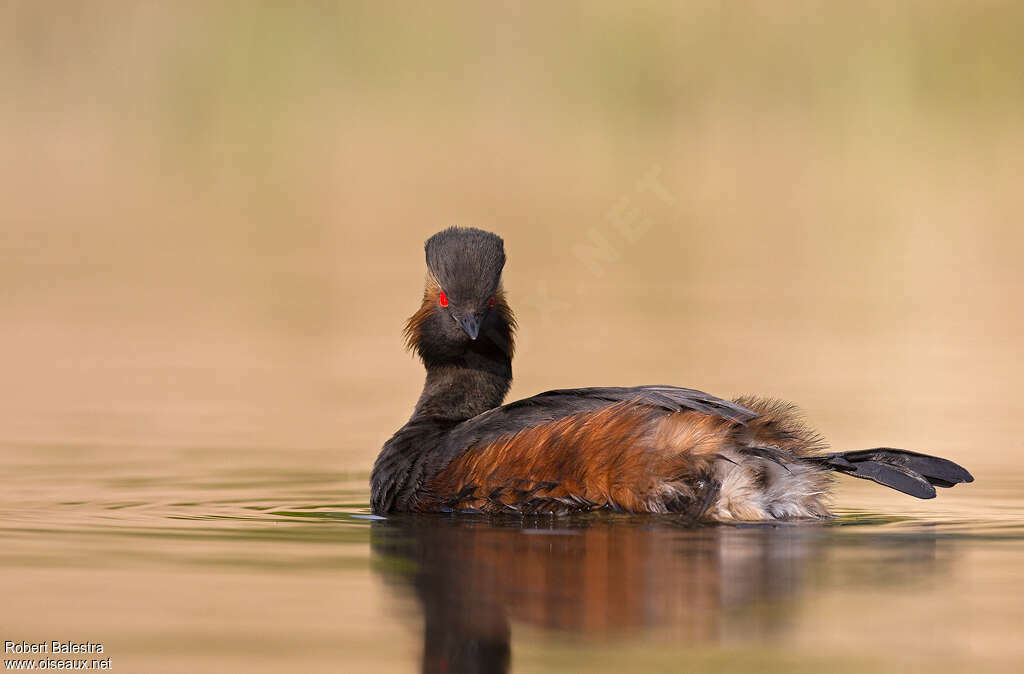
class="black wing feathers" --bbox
[816,448,974,499]
[436,386,757,464]
[375,385,755,513]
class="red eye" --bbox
[488,297,495,307]
[439,291,448,307]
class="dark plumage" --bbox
[370,227,973,520]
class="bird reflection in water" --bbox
[371,515,945,673]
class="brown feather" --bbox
[422,396,837,520]
[488,287,517,358]
[423,401,737,516]
[403,272,442,353]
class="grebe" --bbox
[371,227,972,520]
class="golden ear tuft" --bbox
[490,286,517,359]
[403,272,442,353]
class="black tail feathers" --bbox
[811,448,974,499]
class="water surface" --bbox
[2,445,1021,673]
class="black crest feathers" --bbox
[425,227,505,302]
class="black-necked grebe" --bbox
[370,227,973,520]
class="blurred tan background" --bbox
[2,1,1021,476]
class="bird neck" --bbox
[371,328,513,513]
[412,349,512,422]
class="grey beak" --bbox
[454,313,482,340]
